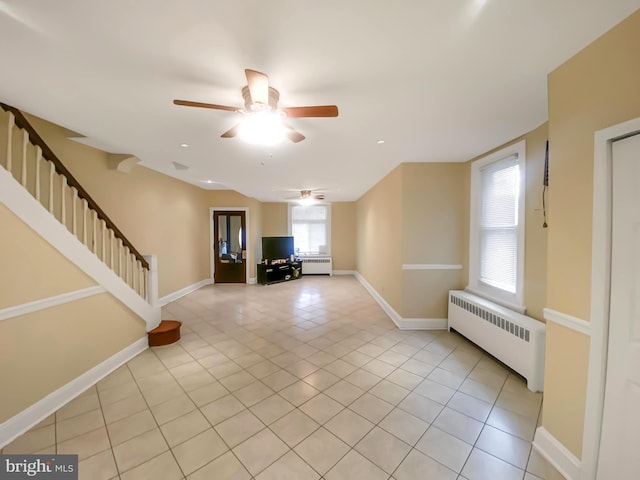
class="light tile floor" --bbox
[2,276,566,480]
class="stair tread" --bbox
[149,320,182,334]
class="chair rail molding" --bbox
[0,286,105,321]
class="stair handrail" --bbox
[0,102,149,270]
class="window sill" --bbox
[464,286,526,314]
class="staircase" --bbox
[0,103,160,329]
[0,103,168,448]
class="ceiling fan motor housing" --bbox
[242,85,280,112]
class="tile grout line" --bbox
[9,278,552,479]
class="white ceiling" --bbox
[1,1,639,202]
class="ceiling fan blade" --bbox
[282,105,338,118]
[245,69,269,106]
[173,99,239,112]
[220,124,240,138]
[284,125,305,143]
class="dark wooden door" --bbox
[213,210,247,283]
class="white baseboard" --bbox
[354,272,403,327]
[354,272,446,331]
[532,426,582,480]
[398,318,448,330]
[0,286,105,321]
[333,270,355,275]
[0,337,148,448]
[158,279,213,306]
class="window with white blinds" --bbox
[480,157,519,292]
[469,141,525,310]
[289,204,331,255]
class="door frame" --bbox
[582,116,640,479]
[210,207,250,284]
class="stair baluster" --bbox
[20,130,27,187]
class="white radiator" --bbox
[448,290,546,392]
[300,256,332,275]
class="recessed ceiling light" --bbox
[377,140,385,144]
[205,180,214,184]
[180,143,189,148]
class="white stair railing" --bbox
[1,104,151,301]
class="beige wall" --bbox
[400,163,468,318]
[261,203,289,237]
[0,206,145,422]
[331,202,356,271]
[542,8,640,458]
[523,124,549,322]
[25,115,210,298]
[355,162,470,319]
[0,293,145,422]
[356,166,403,313]
[0,205,96,309]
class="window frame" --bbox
[288,203,332,256]
[468,140,526,312]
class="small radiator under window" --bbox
[299,256,332,275]
[448,290,546,392]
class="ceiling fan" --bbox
[173,69,338,144]
[285,189,327,202]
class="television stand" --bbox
[257,260,302,285]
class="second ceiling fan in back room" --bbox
[174,69,339,145]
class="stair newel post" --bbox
[82,199,88,246]
[35,146,42,202]
[71,187,78,236]
[21,130,28,187]
[48,161,54,214]
[143,254,158,306]
[6,111,13,172]
[60,176,67,227]
[92,210,97,254]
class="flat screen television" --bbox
[262,236,294,261]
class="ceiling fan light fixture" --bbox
[298,190,315,205]
[238,111,286,146]
[174,68,337,144]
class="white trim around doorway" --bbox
[581,116,640,480]
[209,207,251,284]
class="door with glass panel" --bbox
[213,211,246,283]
